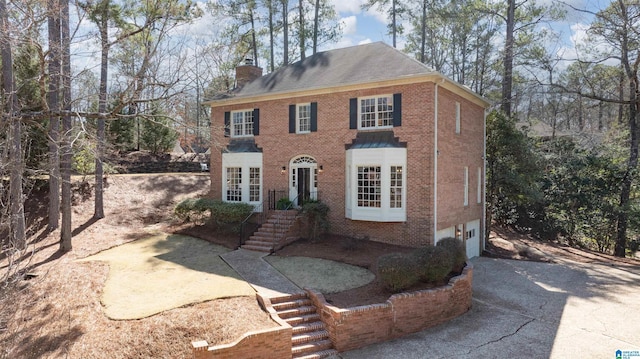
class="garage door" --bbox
[465,219,480,258]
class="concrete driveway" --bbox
[338,257,640,359]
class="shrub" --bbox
[174,198,254,231]
[413,245,454,283]
[436,237,467,273]
[301,201,330,241]
[377,253,419,293]
[276,197,292,210]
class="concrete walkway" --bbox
[220,249,304,298]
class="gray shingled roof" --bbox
[230,42,435,99]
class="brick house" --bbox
[205,42,489,257]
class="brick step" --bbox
[292,340,333,357]
[276,306,316,319]
[285,313,321,326]
[270,293,307,304]
[244,239,275,246]
[291,321,325,335]
[292,330,329,345]
[263,220,296,227]
[272,299,313,311]
[293,349,339,359]
[240,244,272,252]
[251,232,285,239]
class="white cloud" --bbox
[341,16,358,35]
[330,0,365,15]
[358,38,373,45]
[363,6,387,24]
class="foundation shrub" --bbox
[377,252,419,293]
[413,246,454,283]
[436,237,467,273]
[175,198,253,231]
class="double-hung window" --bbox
[360,95,393,129]
[232,110,254,137]
[226,167,242,202]
[357,166,381,207]
[297,103,311,133]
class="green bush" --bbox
[301,201,330,241]
[413,245,454,283]
[436,237,467,273]
[276,197,292,210]
[377,252,419,293]
[174,198,254,230]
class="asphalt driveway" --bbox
[338,257,640,359]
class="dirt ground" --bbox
[2,173,638,358]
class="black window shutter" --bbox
[253,108,260,135]
[393,93,402,127]
[349,98,358,129]
[310,102,318,132]
[289,104,296,133]
[224,111,230,137]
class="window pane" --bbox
[298,104,311,132]
[390,166,403,208]
[378,97,393,127]
[357,166,381,207]
[360,98,376,128]
[249,167,260,202]
[226,167,242,201]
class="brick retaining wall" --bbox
[307,261,473,352]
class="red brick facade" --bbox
[209,78,486,247]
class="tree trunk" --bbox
[282,0,288,65]
[419,0,426,63]
[1,0,26,249]
[298,0,304,60]
[614,76,638,257]
[47,0,61,231]
[312,0,319,54]
[60,0,72,251]
[94,12,108,220]
[268,0,275,72]
[392,0,396,48]
[501,0,515,118]
[249,9,258,66]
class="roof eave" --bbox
[204,72,491,109]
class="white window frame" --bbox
[358,95,394,130]
[222,152,263,210]
[455,102,461,134]
[231,109,254,138]
[297,103,311,134]
[346,147,407,222]
[463,166,469,206]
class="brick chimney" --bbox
[235,59,263,89]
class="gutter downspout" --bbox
[482,109,488,251]
[433,80,442,245]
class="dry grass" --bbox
[0,174,275,359]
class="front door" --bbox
[289,155,318,207]
[297,167,311,206]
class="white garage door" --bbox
[465,219,480,258]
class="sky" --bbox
[70,0,615,85]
